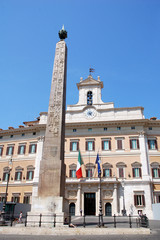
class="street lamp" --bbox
[0,157,12,225]
[122,179,126,216]
[98,169,104,227]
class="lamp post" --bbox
[98,169,104,227]
[122,179,126,216]
[0,157,12,225]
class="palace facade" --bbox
[0,75,160,219]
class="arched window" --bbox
[87,91,93,105]
[69,202,75,216]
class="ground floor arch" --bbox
[69,202,75,216]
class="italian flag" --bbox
[76,150,84,179]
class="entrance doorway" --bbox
[105,202,112,216]
[69,202,75,216]
[84,193,95,215]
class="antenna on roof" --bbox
[89,68,95,76]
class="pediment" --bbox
[77,75,103,89]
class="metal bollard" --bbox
[83,214,86,228]
[39,213,42,227]
[54,214,56,227]
[114,214,116,228]
[25,213,27,227]
[129,214,132,228]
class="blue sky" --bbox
[0,0,160,129]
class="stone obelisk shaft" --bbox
[38,40,67,198]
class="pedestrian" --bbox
[18,211,23,223]
[80,209,82,216]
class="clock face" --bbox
[85,109,96,118]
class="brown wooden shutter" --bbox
[35,144,37,153]
[29,145,31,153]
[26,171,29,180]
[152,168,154,178]
[69,170,72,177]
[70,142,72,151]
[32,171,34,180]
[20,172,22,180]
[6,147,9,155]
[142,195,145,206]
[93,141,95,151]
[3,173,5,181]
[15,172,17,180]
[103,169,105,177]
[110,169,112,177]
[117,139,122,150]
[86,170,88,177]
[155,140,158,150]
[77,142,79,151]
[24,145,26,154]
[11,147,14,155]
[158,169,160,178]
[130,140,132,149]
[0,147,3,156]
[139,168,142,178]
[109,140,111,150]
[132,168,135,178]
[102,141,104,150]
[18,146,20,154]
[137,139,139,149]
[134,195,137,206]
[86,142,88,151]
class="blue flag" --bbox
[95,153,101,177]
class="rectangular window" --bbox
[117,127,121,130]
[152,168,160,178]
[73,129,77,132]
[134,194,145,206]
[15,172,22,181]
[131,126,135,130]
[11,196,20,203]
[0,146,3,156]
[88,128,92,132]
[23,195,31,204]
[29,144,37,154]
[86,141,95,151]
[119,168,124,178]
[18,145,26,155]
[102,140,111,151]
[132,168,141,178]
[148,140,157,150]
[70,141,79,151]
[117,139,123,150]
[3,172,9,182]
[104,128,107,131]
[130,139,139,150]
[6,146,14,155]
[69,170,76,178]
[86,169,93,178]
[26,171,34,180]
[103,169,112,177]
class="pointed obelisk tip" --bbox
[58,25,67,40]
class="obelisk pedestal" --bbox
[28,29,68,226]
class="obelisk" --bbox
[30,27,68,223]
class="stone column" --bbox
[139,132,150,180]
[113,183,118,215]
[76,184,81,216]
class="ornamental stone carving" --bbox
[68,191,77,199]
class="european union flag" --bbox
[95,153,101,177]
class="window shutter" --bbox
[86,170,88,177]
[137,139,140,149]
[109,140,111,150]
[11,147,14,155]
[93,141,95,151]
[142,195,145,206]
[11,197,13,202]
[69,170,72,177]
[24,145,26,154]
[77,142,79,151]
[6,147,9,155]
[103,169,105,177]
[148,140,150,149]
[134,195,137,206]
[0,147,3,156]
[26,171,29,180]
[130,140,132,149]
[155,140,158,150]
[158,169,160,178]
[20,172,22,180]
[70,142,72,151]
[86,142,88,151]
[18,146,20,154]
[15,172,17,180]
[32,171,34,180]
[3,173,5,181]
[110,169,112,177]
[29,145,31,153]
[35,144,37,153]
[152,168,154,178]
[102,141,104,150]
[132,168,135,178]
[139,168,142,178]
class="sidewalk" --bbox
[0,226,150,235]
